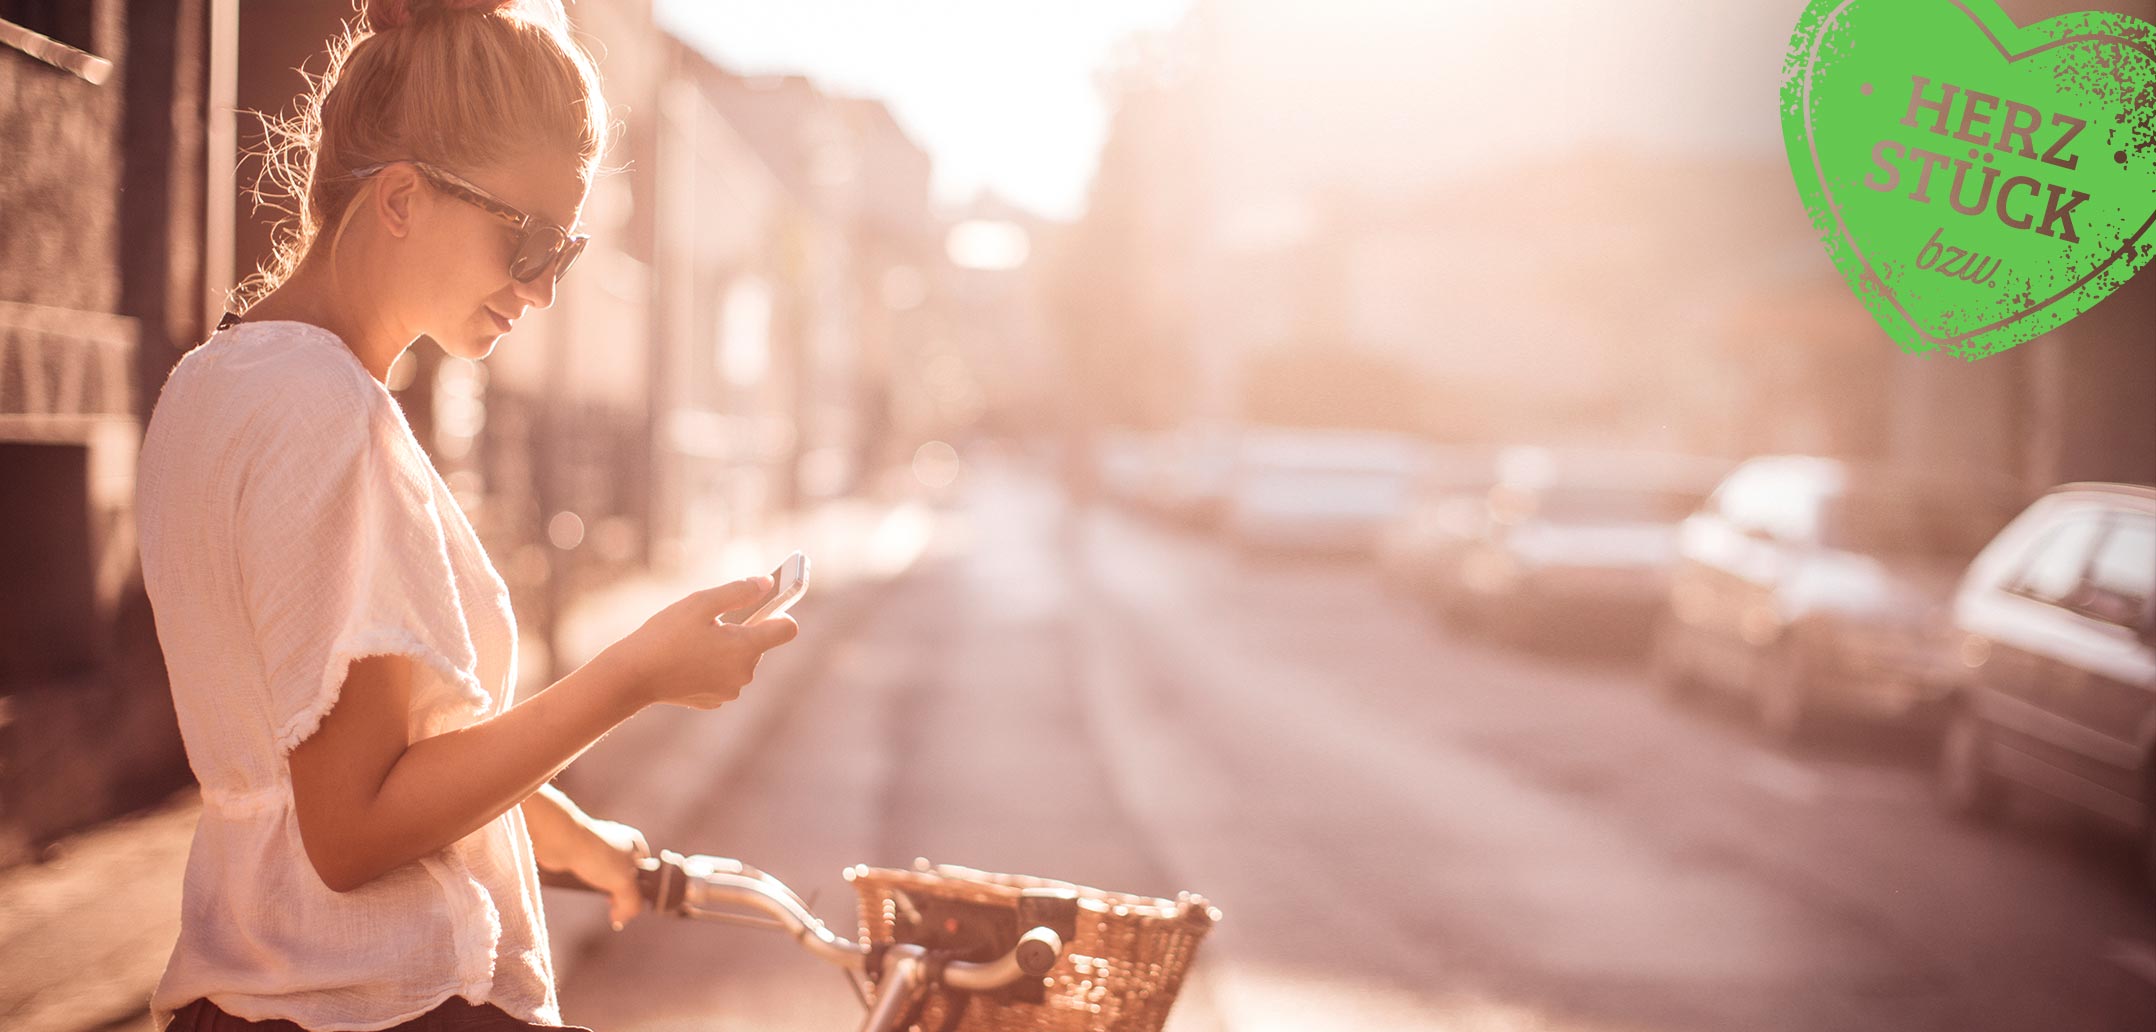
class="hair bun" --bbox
[364,0,519,31]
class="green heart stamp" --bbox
[1781,0,2156,359]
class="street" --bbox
[553,447,2156,1032]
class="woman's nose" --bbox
[514,268,560,310]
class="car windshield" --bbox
[1819,489,2016,560]
[1248,467,1410,515]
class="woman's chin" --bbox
[446,333,499,361]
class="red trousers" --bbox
[167,996,596,1032]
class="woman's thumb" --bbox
[691,575,771,619]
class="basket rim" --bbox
[847,861,1221,926]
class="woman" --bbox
[134,1,799,1028]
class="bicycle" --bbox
[543,850,1220,1032]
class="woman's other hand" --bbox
[546,813,650,929]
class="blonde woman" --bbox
[135,1,799,1028]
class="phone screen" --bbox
[720,552,807,624]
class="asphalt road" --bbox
[554,447,2156,1032]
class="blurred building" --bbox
[1042,34,1202,433]
[939,194,1056,440]
[1063,0,2153,491]
[1,0,212,861]
[836,95,943,470]
[640,40,945,572]
[696,69,945,505]
[645,42,803,574]
[1881,276,2156,491]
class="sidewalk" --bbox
[0,790,198,1032]
[0,486,936,1032]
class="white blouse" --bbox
[136,320,561,1031]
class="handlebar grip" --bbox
[1014,926,1063,977]
[638,851,691,915]
[537,851,691,916]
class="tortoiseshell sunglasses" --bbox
[351,159,589,285]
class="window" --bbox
[2077,514,2155,630]
[2005,514,2104,605]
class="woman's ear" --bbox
[369,162,423,239]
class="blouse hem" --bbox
[155,983,542,1032]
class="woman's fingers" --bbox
[571,817,649,930]
[746,614,799,649]
[688,576,772,620]
[609,878,639,929]
[606,829,648,929]
[608,582,802,711]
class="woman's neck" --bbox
[239,266,410,384]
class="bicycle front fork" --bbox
[858,949,933,1032]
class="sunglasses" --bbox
[351,159,589,285]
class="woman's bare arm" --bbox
[288,651,641,892]
[522,781,592,861]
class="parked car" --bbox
[1652,456,2026,742]
[1224,427,1429,557]
[1376,445,1499,602]
[1933,483,2156,888]
[1430,447,1723,647]
[1143,420,1241,529]
[1092,428,1163,508]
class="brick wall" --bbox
[0,1,126,311]
[1,0,196,862]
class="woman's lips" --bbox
[486,308,513,333]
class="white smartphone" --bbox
[720,551,809,625]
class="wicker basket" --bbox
[847,859,1220,1032]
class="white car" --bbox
[1224,428,1429,557]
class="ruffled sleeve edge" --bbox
[273,627,491,757]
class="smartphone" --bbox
[720,551,809,625]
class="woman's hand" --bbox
[542,813,651,929]
[596,576,801,711]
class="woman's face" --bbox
[394,149,589,361]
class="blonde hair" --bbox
[234,0,610,310]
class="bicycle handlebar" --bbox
[540,850,1064,994]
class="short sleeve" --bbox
[234,370,487,756]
